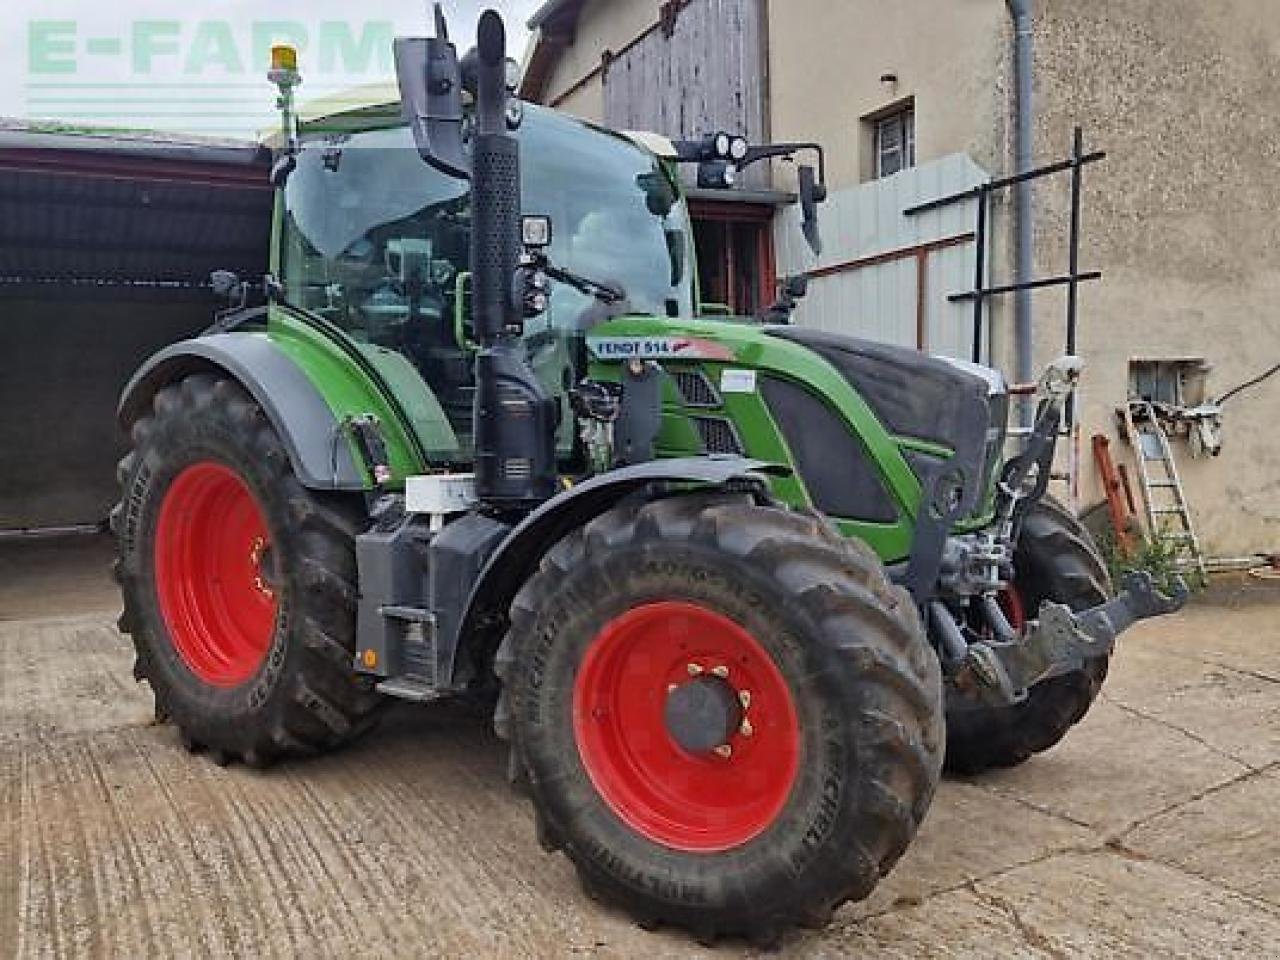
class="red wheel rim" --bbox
[573,601,800,852]
[155,462,277,687]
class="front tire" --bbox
[496,494,943,943]
[943,497,1111,774]
[113,373,382,766]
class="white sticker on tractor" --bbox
[720,369,757,393]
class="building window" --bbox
[875,107,915,178]
[1129,358,1212,407]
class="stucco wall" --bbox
[1029,0,1280,554]
[764,0,1018,394]
[766,0,1009,186]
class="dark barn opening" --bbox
[0,127,272,531]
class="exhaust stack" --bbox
[467,11,558,508]
[396,8,557,509]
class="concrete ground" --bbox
[2,535,1279,958]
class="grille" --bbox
[691,416,743,455]
[503,458,532,479]
[671,369,722,408]
[760,376,898,523]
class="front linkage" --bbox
[961,571,1186,704]
[927,357,1189,706]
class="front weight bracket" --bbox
[956,570,1189,705]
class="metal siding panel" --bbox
[895,258,917,348]
[776,153,991,360]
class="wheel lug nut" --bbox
[667,683,678,693]
[739,719,754,738]
[713,744,732,759]
[711,665,729,679]
[739,690,751,709]
[687,663,703,676]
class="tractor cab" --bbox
[278,102,695,455]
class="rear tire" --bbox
[496,494,943,942]
[943,497,1111,775]
[113,373,382,766]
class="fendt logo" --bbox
[588,337,736,362]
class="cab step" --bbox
[374,605,445,702]
[376,676,444,702]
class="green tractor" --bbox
[112,7,1185,944]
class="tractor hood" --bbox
[765,328,1006,448]
[766,327,1009,521]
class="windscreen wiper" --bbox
[525,252,625,305]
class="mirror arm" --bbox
[669,139,828,196]
[741,142,827,190]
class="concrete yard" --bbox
[2,535,1279,958]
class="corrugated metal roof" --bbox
[0,120,271,288]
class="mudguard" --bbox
[117,332,366,491]
[449,456,786,683]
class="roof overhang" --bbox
[685,186,797,206]
[519,0,588,102]
[0,121,266,187]
[527,0,587,31]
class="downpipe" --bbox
[1007,0,1035,428]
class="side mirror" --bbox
[798,164,825,256]
[394,4,469,179]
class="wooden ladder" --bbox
[1121,400,1208,584]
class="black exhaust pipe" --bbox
[468,11,558,509]
[396,8,557,509]
[468,12,518,346]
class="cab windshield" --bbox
[281,104,693,347]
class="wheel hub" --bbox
[663,675,744,755]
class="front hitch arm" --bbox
[957,571,1190,705]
